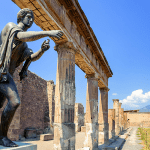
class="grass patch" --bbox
[138,127,150,150]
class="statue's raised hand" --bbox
[49,30,63,39]
[41,39,50,51]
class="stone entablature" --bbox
[12,0,113,88]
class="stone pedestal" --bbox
[113,99,120,136]
[98,88,109,144]
[84,74,99,149]
[53,42,76,150]
[0,142,37,150]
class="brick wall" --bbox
[0,66,55,140]
[127,112,150,127]
[19,70,48,137]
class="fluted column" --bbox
[54,42,76,150]
[84,74,99,150]
[113,99,119,136]
[98,87,109,144]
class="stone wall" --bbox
[74,103,84,132]
[0,66,55,141]
[127,112,150,127]
[19,70,49,138]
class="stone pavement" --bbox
[120,127,143,150]
[18,132,85,150]
[98,127,133,150]
[14,127,143,150]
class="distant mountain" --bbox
[139,105,150,112]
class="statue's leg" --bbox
[0,93,6,109]
[0,93,6,138]
[0,73,20,147]
[19,58,31,81]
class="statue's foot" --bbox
[0,137,18,147]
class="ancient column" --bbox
[84,74,99,150]
[121,108,124,131]
[98,87,109,144]
[108,109,115,139]
[53,42,76,150]
[124,112,127,129]
[113,99,120,136]
[119,103,122,133]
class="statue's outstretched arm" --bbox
[30,39,50,61]
[16,30,63,42]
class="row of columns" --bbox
[113,99,128,138]
[53,42,110,150]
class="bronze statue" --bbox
[0,8,63,147]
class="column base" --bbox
[84,123,98,149]
[0,142,37,150]
[54,123,75,150]
[99,123,109,144]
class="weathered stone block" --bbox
[24,128,37,139]
[81,126,86,132]
[40,133,54,141]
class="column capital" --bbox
[99,87,109,92]
[54,41,76,53]
[85,73,99,80]
[119,103,122,106]
[112,99,119,102]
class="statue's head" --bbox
[17,8,34,27]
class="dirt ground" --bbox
[21,132,85,150]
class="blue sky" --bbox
[1,1,150,111]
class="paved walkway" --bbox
[121,127,143,150]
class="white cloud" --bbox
[120,89,150,108]
[112,93,117,95]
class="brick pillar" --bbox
[113,99,119,136]
[54,42,76,150]
[47,80,55,133]
[119,103,122,133]
[74,103,84,132]
[108,109,115,139]
[84,74,99,150]
[98,87,109,144]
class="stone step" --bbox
[40,133,54,141]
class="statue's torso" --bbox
[1,22,29,76]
